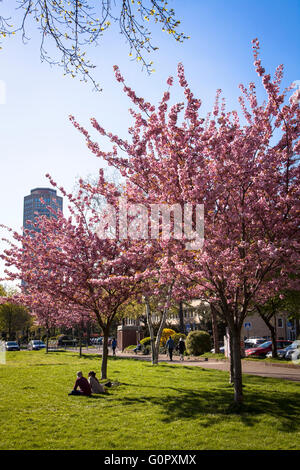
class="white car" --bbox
[266,344,293,359]
[28,340,46,350]
[210,346,225,354]
[285,340,300,361]
[5,341,20,351]
[244,338,266,349]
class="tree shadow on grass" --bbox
[107,382,300,432]
[68,394,108,400]
[89,394,109,399]
[45,352,300,432]
[47,349,67,353]
[67,353,101,360]
[69,354,126,361]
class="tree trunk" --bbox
[295,318,300,338]
[154,306,169,363]
[145,285,173,365]
[229,330,234,384]
[79,328,82,357]
[178,301,185,334]
[8,310,12,340]
[85,321,91,349]
[260,310,277,358]
[101,331,109,380]
[270,323,277,359]
[231,327,243,404]
[256,305,277,358]
[152,341,160,364]
[46,328,49,354]
[145,299,157,364]
[211,304,220,354]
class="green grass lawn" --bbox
[0,350,299,450]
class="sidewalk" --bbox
[70,347,300,382]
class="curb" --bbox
[242,359,300,370]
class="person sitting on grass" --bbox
[88,371,107,394]
[68,371,92,396]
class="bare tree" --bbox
[145,282,173,364]
[0,0,188,90]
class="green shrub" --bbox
[171,333,187,348]
[140,336,155,347]
[139,337,155,355]
[185,330,211,356]
[125,345,136,351]
[142,346,151,355]
[160,328,176,346]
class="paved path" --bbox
[189,358,300,382]
[69,347,300,382]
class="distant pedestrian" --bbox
[133,341,142,354]
[166,336,175,361]
[177,338,186,361]
[111,337,117,356]
[68,371,91,396]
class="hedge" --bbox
[185,330,211,356]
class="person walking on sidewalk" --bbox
[166,336,175,361]
[111,337,117,356]
[178,337,186,361]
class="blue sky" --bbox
[0,0,299,282]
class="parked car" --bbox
[284,340,300,361]
[28,340,46,351]
[5,341,20,351]
[210,345,225,354]
[266,343,294,359]
[94,337,103,345]
[245,340,292,358]
[57,335,78,347]
[290,349,300,362]
[244,337,266,349]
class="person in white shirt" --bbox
[88,371,106,394]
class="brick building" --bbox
[241,313,297,341]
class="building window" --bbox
[277,318,283,328]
